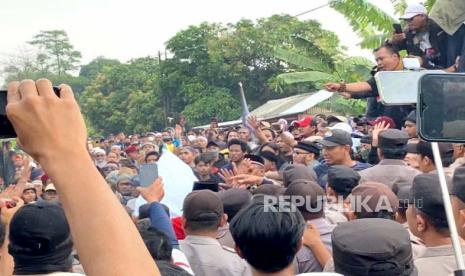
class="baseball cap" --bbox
[329,123,353,134]
[117,174,134,185]
[294,141,321,155]
[327,115,348,125]
[295,116,317,128]
[125,145,138,154]
[452,166,465,204]
[370,116,396,129]
[400,3,427,20]
[378,129,409,149]
[284,181,325,220]
[9,201,73,259]
[332,218,414,276]
[319,129,353,147]
[410,173,451,224]
[327,165,360,199]
[217,188,252,222]
[183,190,224,221]
[348,182,399,214]
[44,183,56,192]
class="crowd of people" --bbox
[1,3,465,276]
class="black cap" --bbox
[183,190,224,221]
[409,173,451,223]
[327,165,360,198]
[207,140,226,149]
[378,129,409,149]
[252,184,286,196]
[416,141,454,163]
[332,218,414,276]
[217,188,252,222]
[244,154,265,167]
[9,201,73,258]
[294,141,321,155]
[259,151,278,164]
[282,164,318,187]
[452,166,465,203]
[405,110,416,124]
[319,129,352,147]
[284,182,325,220]
[406,142,419,154]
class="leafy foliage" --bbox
[28,30,82,75]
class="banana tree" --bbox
[329,0,437,49]
[274,47,373,115]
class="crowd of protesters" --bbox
[1,3,465,276]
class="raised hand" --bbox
[247,115,260,130]
[136,177,165,203]
[6,79,88,166]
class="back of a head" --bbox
[328,165,360,199]
[230,199,305,273]
[9,201,73,274]
[282,164,317,187]
[217,188,252,222]
[378,129,409,160]
[332,218,414,276]
[139,227,172,261]
[348,182,399,220]
[182,190,224,233]
[284,181,325,220]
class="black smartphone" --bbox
[0,87,61,138]
[393,23,403,34]
[418,73,465,143]
[192,181,219,192]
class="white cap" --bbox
[44,183,56,192]
[329,122,353,134]
[400,3,427,20]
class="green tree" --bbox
[79,57,163,135]
[79,57,121,80]
[29,30,82,75]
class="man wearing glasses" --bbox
[292,141,320,168]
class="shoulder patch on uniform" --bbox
[222,245,236,253]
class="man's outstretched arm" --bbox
[6,79,159,276]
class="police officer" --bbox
[331,219,415,276]
[359,129,421,190]
[179,190,251,276]
[407,173,465,275]
[325,165,360,224]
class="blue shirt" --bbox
[314,161,372,188]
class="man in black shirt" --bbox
[325,43,412,128]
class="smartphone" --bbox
[418,73,465,142]
[139,163,159,187]
[393,23,403,34]
[192,181,219,192]
[0,87,61,138]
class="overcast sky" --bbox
[0,0,420,67]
